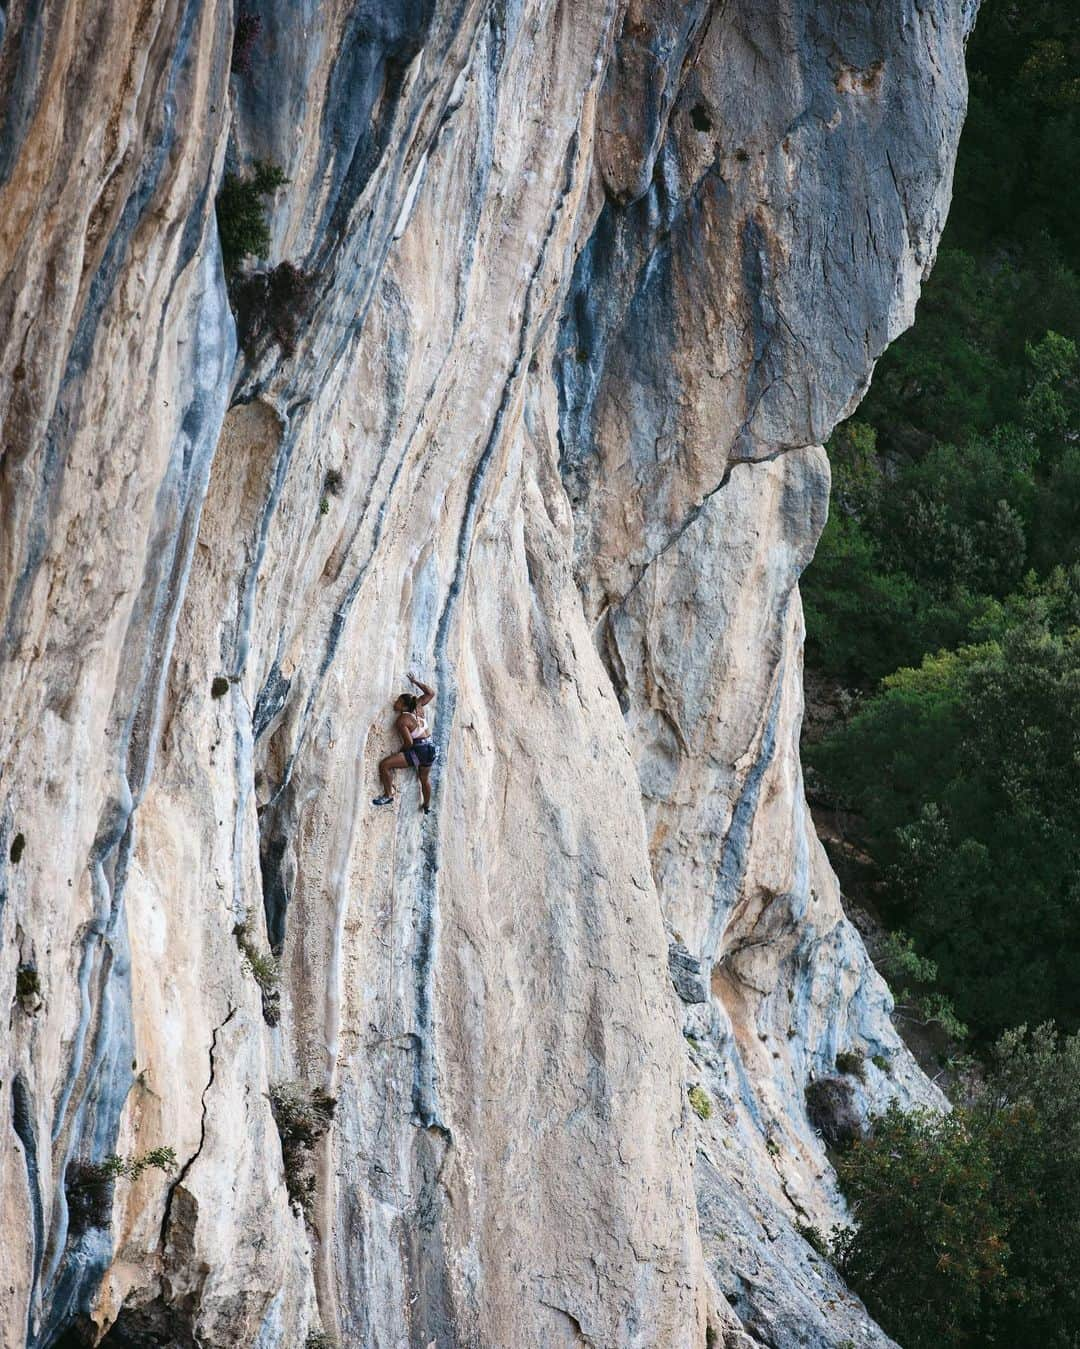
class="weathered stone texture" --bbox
[0,1,972,1345]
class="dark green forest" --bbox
[801,3,1080,1342]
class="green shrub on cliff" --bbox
[216,161,288,274]
[688,1085,712,1121]
[65,1146,178,1236]
[268,1081,335,1221]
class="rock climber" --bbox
[372,673,437,813]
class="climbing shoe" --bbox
[372,794,394,807]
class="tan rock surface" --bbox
[0,1,972,1345]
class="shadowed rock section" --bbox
[0,1,973,1345]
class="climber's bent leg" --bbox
[374,751,408,805]
[418,766,432,811]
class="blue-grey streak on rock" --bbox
[0,0,48,187]
[252,659,291,741]
[595,0,712,206]
[556,143,729,577]
[310,0,439,255]
[33,216,236,1348]
[704,654,786,962]
[11,1074,44,1345]
[229,0,478,415]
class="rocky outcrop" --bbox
[0,1,972,1345]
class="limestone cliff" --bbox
[0,2,973,1345]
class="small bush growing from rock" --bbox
[10,831,25,863]
[270,1081,335,1144]
[323,468,344,496]
[124,1146,178,1179]
[235,925,281,1027]
[835,1050,866,1081]
[871,1053,890,1074]
[16,963,41,1011]
[216,161,287,273]
[243,945,278,989]
[269,1081,336,1221]
[231,11,262,76]
[66,1148,177,1237]
[66,1161,118,1234]
[211,675,231,698]
[305,1333,337,1349]
[688,1085,712,1121]
[805,1076,863,1149]
[232,261,314,358]
[795,1220,830,1259]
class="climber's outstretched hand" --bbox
[408,672,435,705]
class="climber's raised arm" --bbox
[408,672,434,706]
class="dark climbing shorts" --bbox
[405,739,437,769]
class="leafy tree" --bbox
[831,1103,1007,1346]
[808,589,1080,1039]
[949,2,1080,261]
[856,250,1020,453]
[804,332,1080,681]
[980,1025,1080,1342]
[833,1026,1080,1348]
[875,931,967,1042]
[804,2,1080,680]
[803,421,1000,681]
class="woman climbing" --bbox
[372,673,437,812]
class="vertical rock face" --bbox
[0,2,971,1346]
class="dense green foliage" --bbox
[802,1,1080,1040]
[805,332,1080,684]
[809,579,1080,1039]
[833,1026,1080,1348]
[216,161,287,274]
[832,1102,1005,1345]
